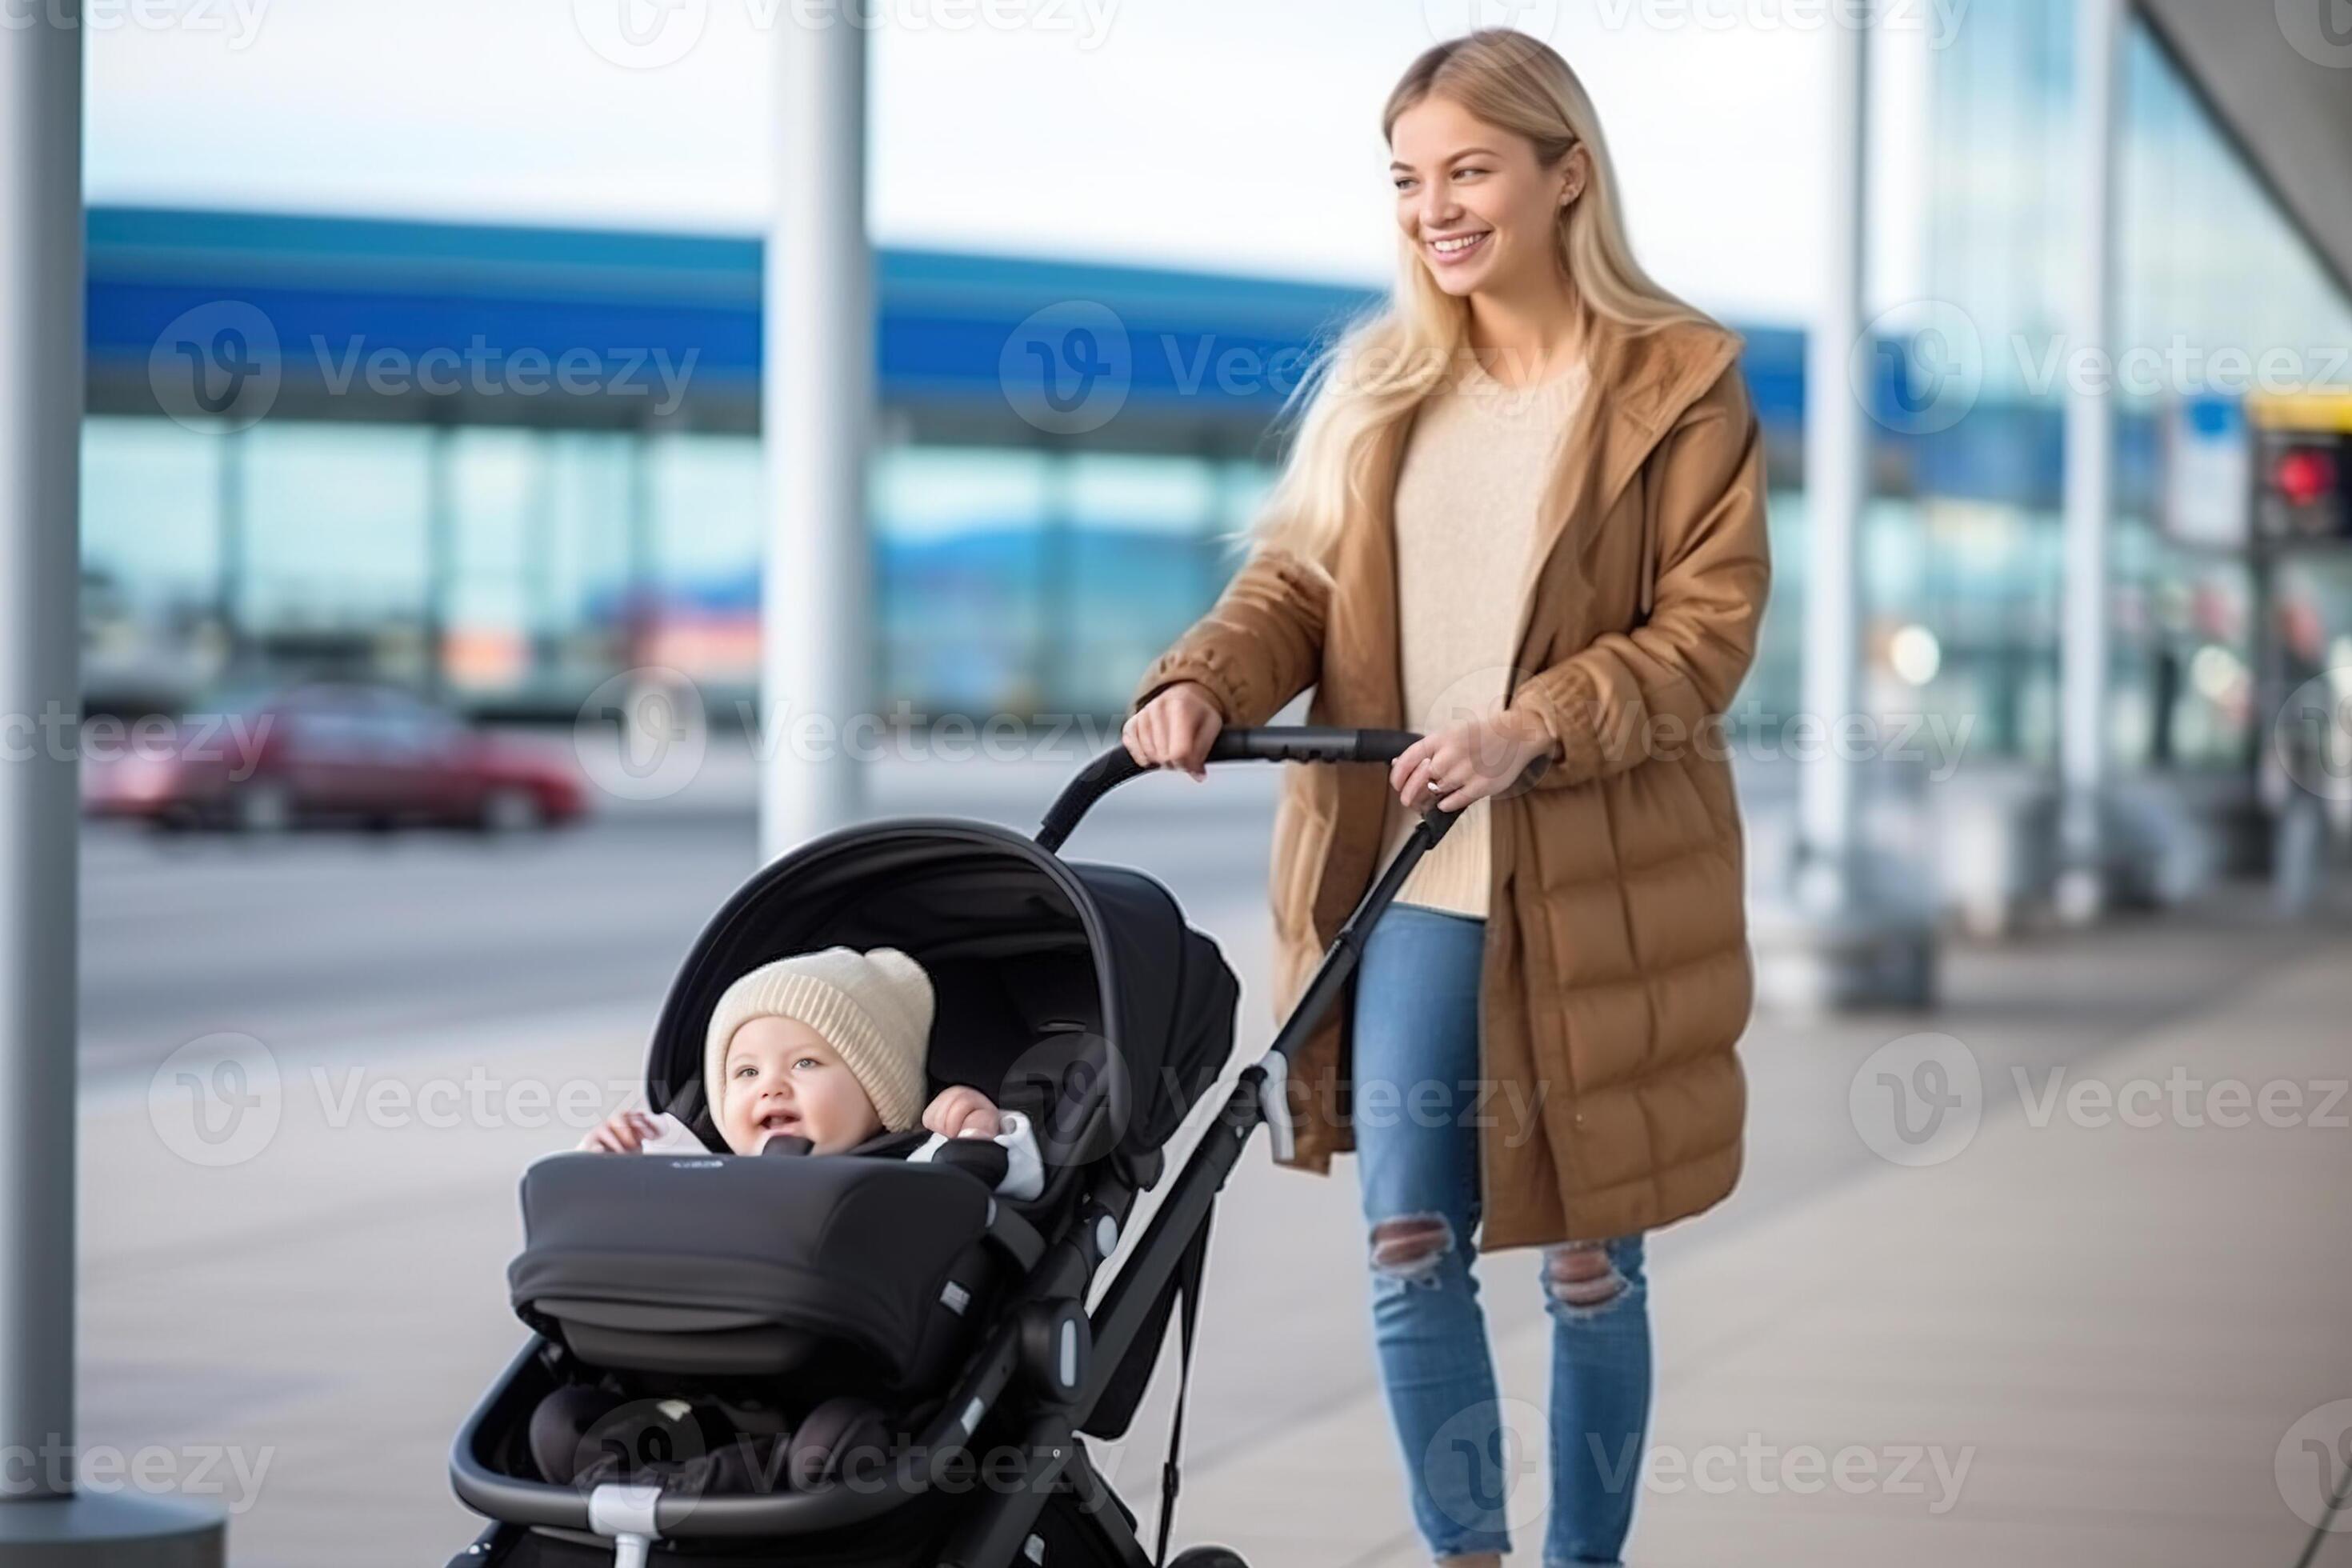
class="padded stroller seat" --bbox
[510,1150,1000,1391]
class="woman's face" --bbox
[717,1016,884,1155]
[1390,94,1583,306]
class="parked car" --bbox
[83,681,587,832]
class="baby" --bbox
[582,945,1042,1198]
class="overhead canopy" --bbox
[2138,0,2352,303]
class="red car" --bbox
[84,682,587,832]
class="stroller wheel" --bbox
[1169,1550,1250,1568]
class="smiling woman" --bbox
[1123,27,1770,1568]
[1390,99,1582,316]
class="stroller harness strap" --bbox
[1154,1198,1214,1568]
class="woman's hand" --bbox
[1122,681,1225,782]
[582,1109,660,1154]
[923,1086,1003,1140]
[1390,709,1556,813]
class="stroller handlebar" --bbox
[1035,726,1435,852]
[1205,726,1424,765]
[1037,722,1475,1168]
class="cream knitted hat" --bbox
[702,946,934,1141]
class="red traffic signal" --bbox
[2274,446,2338,509]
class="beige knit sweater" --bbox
[1378,352,1590,919]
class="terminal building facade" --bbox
[80,0,2351,802]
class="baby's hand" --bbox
[582,1110,660,1154]
[922,1086,1002,1140]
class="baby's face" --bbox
[717,1017,885,1156]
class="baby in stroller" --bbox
[523,945,1049,1502]
[576,944,1044,1196]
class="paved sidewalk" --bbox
[1148,935,2352,1566]
[72,908,2352,1566]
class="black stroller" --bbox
[446,728,1458,1568]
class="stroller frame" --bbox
[448,726,1457,1568]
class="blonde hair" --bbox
[1243,28,1712,569]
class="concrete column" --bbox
[1799,3,1869,890]
[424,411,455,701]
[2058,0,2124,918]
[0,6,219,1558]
[759,12,874,861]
[1760,1,1936,1010]
[0,8,83,1505]
[214,426,246,678]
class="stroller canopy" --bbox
[647,819,1240,1166]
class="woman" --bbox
[1120,29,1769,1568]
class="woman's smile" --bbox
[1424,229,1492,266]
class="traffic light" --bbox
[2255,430,2352,542]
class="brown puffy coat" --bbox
[1129,311,1770,1250]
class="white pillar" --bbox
[2058,0,2122,916]
[0,18,222,1554]
[0,4,86,1499]
[759,12,874,862]
[1799,2,1870,894]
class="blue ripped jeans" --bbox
[1350,902,1650,1566]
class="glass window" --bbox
[1906,0,2352,772]
[240,423,434,629]
[874,445,1052,714]
[83,416,222,611]
[445,428,538,693]
[1058,453,1223,717]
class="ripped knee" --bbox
[1543,1241,1629,1317]
[1369,1213,1454,1284]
